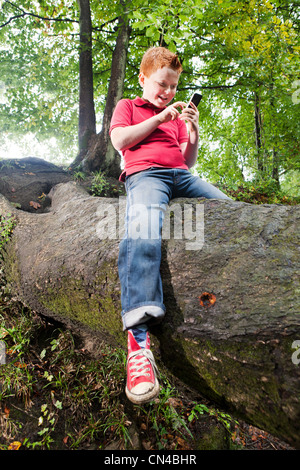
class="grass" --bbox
[0,264,290,451]
[0,265,242,451]
[0,214,16,254]
[0,299,129,449]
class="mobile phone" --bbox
[187,92,203,108]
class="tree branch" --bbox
[0,12,26,28]
[179,84,237,91]
[1,1,119,34]
[1,0,78,28]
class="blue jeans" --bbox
[118,168,230,330]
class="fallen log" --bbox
[1,181,299,448]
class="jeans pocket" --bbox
[125,170,149,191]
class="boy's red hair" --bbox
[140,47,182,77]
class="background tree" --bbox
[0,0,79,161]
[0,0,299,196]
[77,0,96,159]
[187,0,300,191]
[78,0,130,177]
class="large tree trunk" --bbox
[1,181,299,448]
[76,0,96,161]
[80,7,130,177]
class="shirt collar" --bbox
[133,96,165,111]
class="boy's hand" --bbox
[157,101,199,134]
[157,101,186,123]
[179,102,199,133]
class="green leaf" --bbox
[54,400,63,410]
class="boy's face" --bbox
[139,67,179,108]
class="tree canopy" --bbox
[0,0,299,195]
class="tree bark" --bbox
[80,7,130,177]
[1,182,299,448]
[254,91,265,176]
[76,0,96,161]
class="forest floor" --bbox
[0,160,298,452]
[0,269,295,453]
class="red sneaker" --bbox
[125,330,160,404]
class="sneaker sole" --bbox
[125,379,160,405]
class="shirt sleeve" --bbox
[109,99,133,134]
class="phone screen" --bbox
[187,93,203,108]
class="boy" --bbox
[110,47,230,405]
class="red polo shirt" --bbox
[109,97,189,182]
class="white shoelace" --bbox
[127,349,159,381]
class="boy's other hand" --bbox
[179,102,199,133]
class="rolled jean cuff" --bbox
[122,304,166,331]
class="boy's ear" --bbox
[138,72,145,87]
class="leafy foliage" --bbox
[0,0,299,195]
[90,170,110,196]
[0,214,16,256]
[0,2,79,154]
[219,179,300,205]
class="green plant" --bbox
[73,170,86,181]
[187,402,210,421]
[219,179,300,205]
[136,378,193,450]
[90,170,110,196]
[0,362,36,407]
[0,311,32,359]
[0,214,16,255]
[188,402,239,438]
[23,402,62,450]
[68,414,102,448]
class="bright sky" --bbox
[0,78,74,164]
[0,131,76,166]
